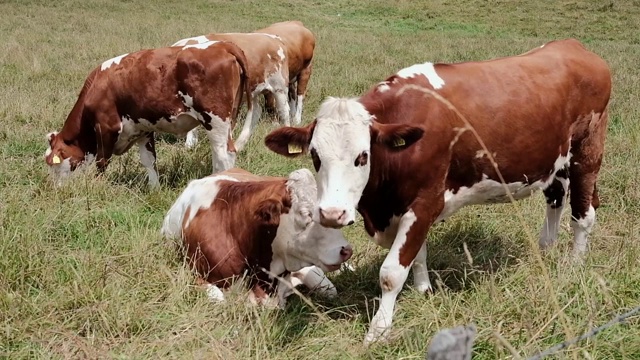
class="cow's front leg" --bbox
[364,206,436,346]
[412,241,432,293]
[94,125,117,174]
[137,132,159,188]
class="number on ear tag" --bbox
[288,143,303,154]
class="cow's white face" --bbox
[308,99,373,227]
[265,97,425,229]
[275,168,353,272]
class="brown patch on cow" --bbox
[181,176,290,293]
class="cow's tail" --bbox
[223,42,252,127]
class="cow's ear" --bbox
[255,199,284,226]
[46,131,58,144]
[264,120,316,157]
[371,122,424,151]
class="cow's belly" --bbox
[113,113,200,155]
[436,174,549,222]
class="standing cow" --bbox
[264,39,612,344]
[173,20,315,150]
[161,168,352,307]
[44,40,251,187]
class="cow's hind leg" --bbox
[137,132,160,188]
[234,93,262,152]
[273,88,291,127]
[539,166,570,249]
[568,111,608,259]
[203,114,236,173]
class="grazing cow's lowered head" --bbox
[161,167,352,304]
[44,131,92,184]
[265,97,424,228]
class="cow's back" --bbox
[361,38,611,187]
[255,21,315,74]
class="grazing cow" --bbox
[264,39,611,344]
[173,20,315,150]
[44,40,251,187]
[161,168,353,307]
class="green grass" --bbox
[1,0,640,358]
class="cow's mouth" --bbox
[322,263,342,272]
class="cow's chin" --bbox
[320,262,342,272]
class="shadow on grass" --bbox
[269,216,528,343]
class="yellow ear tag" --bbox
[52,155,61,164]
[288,143,303,154]
[392,137,406,147]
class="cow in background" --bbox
[44,40,251,187]
[173,20,315,151]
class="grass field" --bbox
[1,0,640,358]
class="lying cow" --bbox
[264,39,611,344]
[44,40,251,187]
[173,20,315,151]
[161,168,353,306]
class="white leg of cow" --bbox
[274,90,291,127]
[293,95,305,125]
[204,115,235,173]
[412,241,432,293]
[137,133,159,188]
[365,210,418,346]
[293,266,337,298]
[571,205,595,258]
[539,175,569,249]
[289,96,297,123]
[185,128,199,149]
[234,96,261,152]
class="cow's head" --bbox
[269,168,352,273]
[43,131,87,185]
[265,97,424,228]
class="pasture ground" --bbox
[1,0,639,358]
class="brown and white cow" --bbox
[44,40,251,187]
[161,168,352,307]
[264,39,611,344]
[173,20,315,150]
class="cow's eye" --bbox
[354,151,368,167]
[310,148,321,171]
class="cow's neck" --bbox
[270,212,307,274]
[58,70,99,157]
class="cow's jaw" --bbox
[310,97,373,228]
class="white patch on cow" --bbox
[172,35,210,47]
[571,205,596,258]
[377,82,390,93]
[270,169,351,274]
[539,177,569,249]
[204,114,236,173]
[277,47,285,61]
[252,32,283,41]
[160,174,239,240]
[178,91,194,108]
[310,97,373,227]
[293,95,304,125]
[182,40,218,50]
[437,153,571,222]
[101,53,128,71]
[267,54,272,60]
[365,209,417,345]
[205,284,225,302]
[396,62,445,89]
[48,157,72,187]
